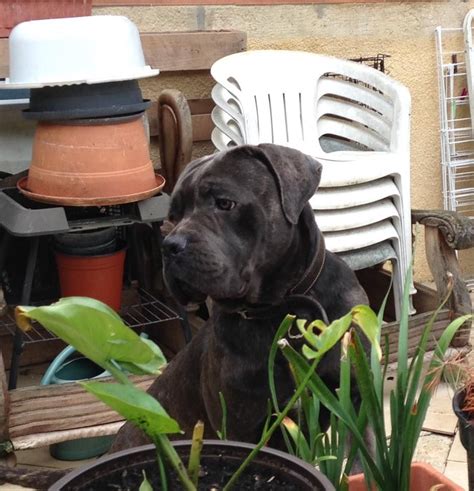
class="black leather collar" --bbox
[237,235,327,321]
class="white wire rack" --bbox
[435,24,474,219]
[436,21,474,289]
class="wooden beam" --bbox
[141,30,246,72]
[0,30,246,78]
[0,38,7,79]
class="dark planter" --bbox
[54,228,118,256]
[23,80,151,121]
[49,440,335,490]
[453,389,474,491]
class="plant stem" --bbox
[103,360,133,386]
[223,356,319,491]
[188,421,204,487]
[154,435,197,491]
[157,450,168,491]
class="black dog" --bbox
[110,143,369,451]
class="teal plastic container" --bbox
[41,345,114,461]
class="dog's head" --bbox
[162,143,322,306]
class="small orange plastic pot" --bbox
[55,247,126,312]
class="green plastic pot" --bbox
[41,345,114,461]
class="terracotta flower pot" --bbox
[0,0,92,38]
[19,115,165,206]
[347,462,463,491]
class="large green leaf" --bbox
[16,297,166,375]
[82,381,181,436]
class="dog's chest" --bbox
[211,312,294,399]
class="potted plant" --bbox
[268,271,471,491]
[451,364,474,491]
[15,297,334,490]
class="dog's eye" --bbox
[215,198,236,211]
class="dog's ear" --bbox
[254,143,322,224]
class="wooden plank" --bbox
[382,310,451,364]
[8,375,155,437]
[9,374,154,406]
[0,38,7,78]
[0,31,246,78]
[11,409,123,437]
[140,30,246,72]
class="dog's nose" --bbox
[162,234,188,257]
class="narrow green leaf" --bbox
[396,267,413,395]
[282,417,311,462]
[348,332,390,480]
[404,314,473,462]
[268,315,296,412]
[218,391,228,441]
[279,342,384,485]
[268,315,297,454]
[82,381,181,436]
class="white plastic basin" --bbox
[0,16,159,88]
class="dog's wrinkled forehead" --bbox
[172,144,323,224]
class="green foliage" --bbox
[81,382,181,435]
[16,297,166,375]
[270,269,473,491]
[16,297,196,491]
[139,470,153,491]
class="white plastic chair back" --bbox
[211,50,414,315]
[211,50,410,159]
[309,178,401,210]
[315,199,400,233]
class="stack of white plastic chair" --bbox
[210,50,414,319]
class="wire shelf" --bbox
[121,288,180,329]
[0,289,181,345]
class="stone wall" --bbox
[93,1,474,281]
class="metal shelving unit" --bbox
[435,22,474,289]
[435,25,474,219]
[0,189,189,389]
[0,288,181,344]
